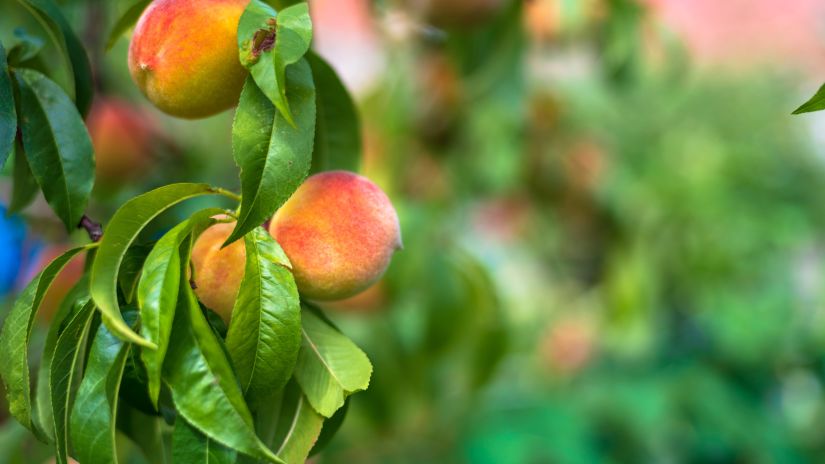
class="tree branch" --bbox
[77,214,103,242]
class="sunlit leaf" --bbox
[69,313,134,463]
[237,0,312,123]
[163,281,283,463]
[270,381,324,464]
[172,418,237,464]
[226,59,315,246]
[226,228,300,406]
[137,208,224,408]
[293,309,372,417]
[90,183,219,348]
[793,82,825,115]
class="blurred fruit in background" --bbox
[86,98,160,191]
[18,244,84,324]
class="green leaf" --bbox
[172,418,237,464]
[293,309,372,418]
[227,59,316,246]
[14,69,94,230]
[70,314,134,464]
[307,52,361,174]
[8,140,39,213]
[137,208,224,408]
[118,243,154,305]
[90,183,219,348]
[50,300,95,464]
[106,0,153,51]
[163,281,283,463]
[309,398,348,457]
[33,276,90,443]
[270,381,324,464]
[0,43,16,168]
[0,245,87,438]
[237,1,312,124]
[17,0,94,116]
[7,28,46,65]
[226,228,301,406]
[793,82,825,114]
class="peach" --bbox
[86,98,156,189]
[190,221,246,323]
[128,0,249,118]
[268,171,402,301]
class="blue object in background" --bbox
[0,206,26,296]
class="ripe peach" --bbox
[128,0,249,118]
[269,171,402,301]
[86,98,156,189]
[190,221,246,323]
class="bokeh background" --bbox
[4,0,825,462]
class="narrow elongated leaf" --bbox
[309,399,348,457]
[106,0,153,50]
[17,0,94,115]
[6,28,45,65]
[33,277,90,443]
[307,52,361,174]
[50,300,95,464]
[238,1,312,123]
[90,183,219,347]
[227,60,315,245]
[137,208,224,408]
[293,310,372,417]
[793,81,825,114]
[9,140,39,213]
[70,315,133,464]
[226,228,301,406]
[163,281,283,463]
[14,69,94,230]
[172,418,237,464]
[271,381,324,464]
[0,43,15,168]
[0,246,87,438]
[118,243,153,304]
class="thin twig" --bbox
[78,214,103,242]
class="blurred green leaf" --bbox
[163,281,282,463]
[137,208,223,409]
[226,228,300,406]
[6,28,45,65]
[293,309,372,418]
[0,245,87,439]
[172,418,237,464]
[50,300,95,464]
[0,43,15,168]
[226,60,315,246]
[70,312,134,463]
[16,0,94,116]
[270,381,324,464]
[8,140,38,213]
[792,82,825,114]
[105,0,152,51]
[90,183,218,348]
[307,52,361,174]
[14,68,94,230]
[237,0,312,124]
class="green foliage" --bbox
[14,68,94,230]
[294,309,372,418]
[793,81,825,114]
[308,52,361,174]
[0,1,374,461]
[225,228,301,406]
[227,61,315,246]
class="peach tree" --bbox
[0,0,398,462]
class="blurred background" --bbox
[4,0,825,462]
